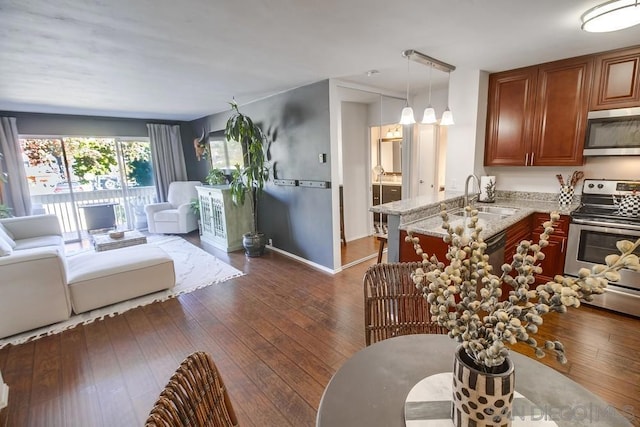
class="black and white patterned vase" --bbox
[558,186,574,206]
[451,346,515,427]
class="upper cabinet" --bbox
[590,46,640,110]
[485,56,592,166]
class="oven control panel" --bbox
[583,179,640,195]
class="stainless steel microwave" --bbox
[584,107,640,156]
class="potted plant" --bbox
[205,168,227,186]
[225,100,269,257]
[408,206,640,426]
[190,198,202,235]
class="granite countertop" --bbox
[370,191,465,216]
[402,198,580,238]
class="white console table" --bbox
[196,185,252,252]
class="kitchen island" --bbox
[370,191,579,263]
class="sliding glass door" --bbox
[20,137,156,242]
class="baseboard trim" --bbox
[266,245,338,275]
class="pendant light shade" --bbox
[400,55,416,124]
[440,108,454,126]
[421,65,437,124]
[400,107,416,124]
[581,0,640,32]
[421,107,437,124]
[440,71,454,126]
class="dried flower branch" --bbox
[408,205,640,372]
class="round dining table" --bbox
[316,335,632,427]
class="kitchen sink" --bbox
[450,206,519,221]
[474,206,519,216]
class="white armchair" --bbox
[145,181,201,234]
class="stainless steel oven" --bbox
[565,179,640,317]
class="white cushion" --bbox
[13,235,64,251]
[154,209,180,222]
[0,238,12,257]
[0,224,16,248]
[66,245,175,313]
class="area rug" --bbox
[0,235,244,349]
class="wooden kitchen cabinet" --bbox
[504,215,533,265]
[530,212,570,284]
[484,67,538,166]
[372,184,402,223]
[590,45,640,110]
[399,230,448,263]
[485,56,592,167]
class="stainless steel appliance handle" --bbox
[571,217,640,232]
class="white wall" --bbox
[445,67,488,191]
[487,157,640,195]
[341,102,370,242]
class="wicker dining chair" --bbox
[145,351,239,427]
[364,262,446,346]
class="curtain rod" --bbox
[402,49,456,73]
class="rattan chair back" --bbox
[145,351,239,427]
[364,262,445,346]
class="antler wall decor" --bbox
[193,128,207,161]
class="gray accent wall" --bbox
[189,80,334,269]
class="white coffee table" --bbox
[93,230,147,252]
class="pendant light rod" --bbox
[402,49,456,73]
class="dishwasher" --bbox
[485,230,507,273]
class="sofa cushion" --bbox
[13,235,64,251]
[0,238,12,257]
[0,224,16,248]
[154,209,180,222]
[66,245,175,313]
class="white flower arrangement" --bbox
[408,205,640,372]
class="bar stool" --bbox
[376,234,388,263]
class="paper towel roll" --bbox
[479,176,496,202]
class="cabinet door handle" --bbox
[530,152,535,165]
[561,238,565,253]
[525,153,529,165]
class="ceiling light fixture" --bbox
[421,65,437,124]
[581,0,640,32]
[399,55,416,124]
[401,49,455,126]
[440,71,454,126]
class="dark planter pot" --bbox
[243,232,266,257]
[452,346,515,427]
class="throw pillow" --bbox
[0,236,12,257]
[0,223,17,249]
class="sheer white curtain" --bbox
[0,117,31,216]
[147,124,188,202]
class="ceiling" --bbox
[1,0,640,121]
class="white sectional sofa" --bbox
[0,215,175,339]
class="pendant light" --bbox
[440,71,454,126]
[421,65,437,124]
[399,55,416,124]
[581,0,640,32]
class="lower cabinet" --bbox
[196,185,252,252]
[399,230,449,263]
[530,213,570,284]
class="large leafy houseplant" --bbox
[225,101,269,256]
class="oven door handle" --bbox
[571,218,640,232]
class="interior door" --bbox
[416,124,438,198]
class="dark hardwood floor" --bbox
[341,235,384,266]
[0,232,638,426]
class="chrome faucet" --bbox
[464,174,480,208]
